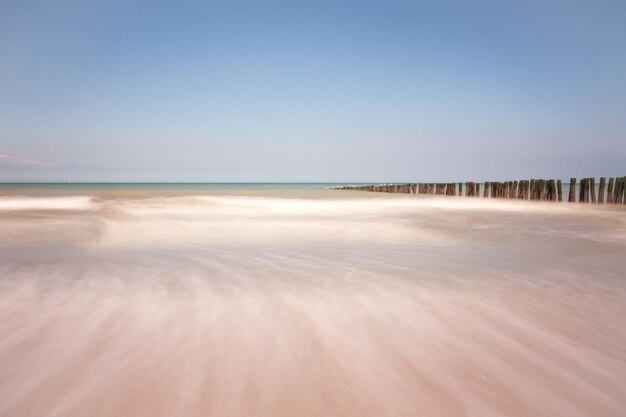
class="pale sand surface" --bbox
[0,188,625,417]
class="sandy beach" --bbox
[0,187,624,417]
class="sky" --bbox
[1,0,625,182]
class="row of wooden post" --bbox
[571,177,626,204]
[335,177,625,204]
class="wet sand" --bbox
[0,189,625,417]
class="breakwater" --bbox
[335,177,626,204]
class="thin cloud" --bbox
[27,100,80,107]
[0,154,54,167]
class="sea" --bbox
[0,183,625,417]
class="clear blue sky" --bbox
[1,0,625,182]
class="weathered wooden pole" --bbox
[534,180,538,200]
[579,178,585,202]
[557,180,563,202]
[569,178,576,202]
[535,179,540,200]
[607,178,614,203]
[522,180,527,200]
[590,178,596,203]
[616,177,625,204]
[598,178,606,203]
[579,178,588,203]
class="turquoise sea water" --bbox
[0,182,610,202]
[0,182,336,191]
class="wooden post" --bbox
[546,180,552,201]
[557,180,563,202]
[522,180,527,200]
[483,182,489,198]
[607,178,614,203]
[590,178,596,203]
[535,179,541,200]
[579,178,585,202]
[579,178,588,203]
[569,178,576,202]
[598,177,605,203]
